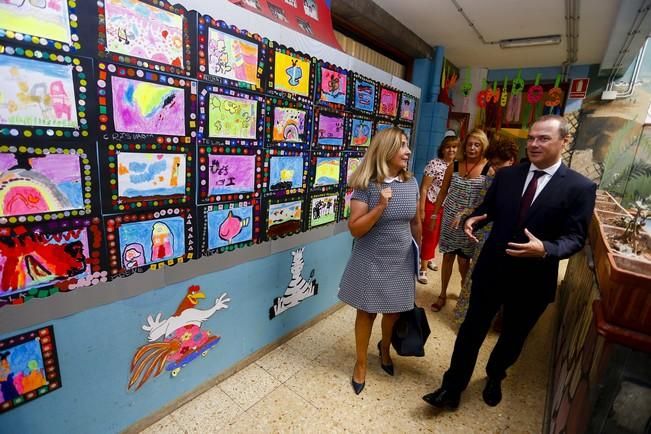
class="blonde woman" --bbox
[431,129,490,312]
[338,127,421,395]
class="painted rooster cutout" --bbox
[128,285,230,391]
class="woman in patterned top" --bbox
[418,136,459,284]
[338,127,421,395]
[431,129,490,312]
[452,137,519,326]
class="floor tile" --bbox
[255,344,312,383]
[218,363,282,410]
[169,386,243,433]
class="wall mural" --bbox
[269,247,318,318]
[128,285,230,390]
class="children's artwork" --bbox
[376,122,393,133]
[303,0,318,19]
[400,93,416,121]
[309,193,337,228]
[318,65,347,106]
[379,87,399,117]
[269,47,313,100]
[208,93,257,139]
[0,152,84,219]
[117,152,186,200]
[0,326,61,414]
[128,286,230,390]
[316,112,345,147]
[345,157,362,184]
[207,27,259,86]
[401,125,413,145]
[0,0,71,45]
[208,154,256,196]
[352,76,376,113]
[272,107,306,143]
[341,190,352,219]
[118,216,185,269]
[314,157,340,187]
[268,3,288,22]
[269,247,318,319]
[266,197,302,238]
[0,221,104,303]
[207,205,253,250]
[103,0,185,69]
[349,117,373,148]
[0,55,78,129]
[111,76,186,137]
[269,156,304,191]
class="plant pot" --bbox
[596,190,616,203]
[592,221,651,335]
[594,200,628,214]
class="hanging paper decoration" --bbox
[437,64,457,107]
[461,68,472,112]
[476,79,488,109]
[485,80,500,104]
[500,77,509,107]
[506,70,524,124]
[527,73,544,126]
[545,74,564,114]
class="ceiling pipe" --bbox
[561,0,579,82]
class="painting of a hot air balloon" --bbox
[206,205,253,250]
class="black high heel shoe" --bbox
[351,377,365,395]
[377,341,394,376]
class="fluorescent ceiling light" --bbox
[499,35,562,49]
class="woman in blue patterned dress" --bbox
[338,127,421,395]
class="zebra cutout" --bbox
[269,247,319,319]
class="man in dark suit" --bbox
[423,115,596,409]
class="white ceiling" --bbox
[372,0,621,69]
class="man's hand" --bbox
[506,228,546,257]
[464,214,487,243]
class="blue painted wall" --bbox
[1,233,352,434]
[411,47,449,181]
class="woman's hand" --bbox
[379,187,392,208]
[427,211,437,231]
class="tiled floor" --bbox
[141,263,555,433]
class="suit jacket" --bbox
[470,162,596,303]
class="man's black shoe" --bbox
[482,377,502,406]
[422,388,460,410]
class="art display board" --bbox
[349,73,378,115]
[306,190,339,229]
[315,61,348,111]
[342,151,364,189]
[377,85,400,120]
[266,43,315,104]
[197,146,263,204]
[263,194,304,240]
[263,148,309,197]
[0,46,93,140]
[309,151,342,192]
[346,114,374,150]
[339,188,353,220]
[99,142,193,213]
[265,97,313,150]
[399,93,416,123]
[196,15,267,93]
[197,200,260,256]
[0,325,61,413]
[312,107,347,151]
[197,84,265,148]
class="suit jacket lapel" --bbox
[524,163,568,225]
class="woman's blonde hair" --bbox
[458,128,489,161]
[348,127,412,190]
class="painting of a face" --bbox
[118,216,185,268]
[272,107,306,143]
[0,55,78,129]
[111,76,185,136]
[104,0,184,68]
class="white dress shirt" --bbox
[521,159,562,203]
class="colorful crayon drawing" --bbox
[208,154,255,196]
[379,88,398,117]
[343,190,352,218]
[303,0,318,19]
[208,93,257,139]
[0,227,90,295]
[104,0,184,68]
[0,153,82,218]
[272,107,306,143]
[400,95,415,121]
[117,152,185,199]
[310,194,336,227]
[268,200,302,237]
[118,216,185,268]
[207,28,259,86]
[0,56,78,128]
[317,113,344,146]
[207,205,252,249]
[350,118,372,147]
[314,157,340,186]
[0,0,70,43]
[270,156,303,190]
[320,67,346,105]
[111,76,185,136]
[128,285,230,389]
[376,122,392,133]
[346,157,362,184]
[354,78,375,112]
[274,51,310,97]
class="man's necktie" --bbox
[518,170,546,227]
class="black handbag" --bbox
[391,305,431,357]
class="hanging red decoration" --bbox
[527,85,544,104]
[545,74,563,107]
